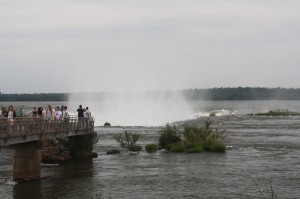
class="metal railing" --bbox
[0,116,94,146]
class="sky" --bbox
[1,0,300,93]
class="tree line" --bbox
[182,87,300,100]
[1,87,300,101]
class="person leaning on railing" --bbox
[46,105,53,122]
[4,105,16,125]
[62,106,70,121]
[32,107,38,118]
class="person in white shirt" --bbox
[55,106,62,120]
[84,107,91,119]
[5,105,16,125]
[62,106,69,120]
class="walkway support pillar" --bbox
[13,141,41,181]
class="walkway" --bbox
[0,116,94,147]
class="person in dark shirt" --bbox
[32,107,38,118]
[77,105,85,118]
[37,107,43,117]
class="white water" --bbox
[2,100,300,127]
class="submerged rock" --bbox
[90,152,98,158]
[104,122,111,127]
[106,149,120,155]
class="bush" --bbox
[158,124,181,149]
[128,144,142,152]
[145,143,158,153]
[113,131,141,152]
[159,121,226,153]
[202,138,214,151]
[207,141,226,152]
[169,142,186,153]
[186,145,203,153]
[113,131,140,148]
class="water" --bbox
[1,101,300,198]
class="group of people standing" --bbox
[76,105,91,118]
[0,104,92,121]
[28,105,69,121]
[42,105,70,121]
[32,105,92,120]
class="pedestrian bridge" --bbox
[0,116,95,181]
[0,116,94,147]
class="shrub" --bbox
[145,143,158,153]
[207,141,226,152]
[158,124,181,149]
[113,131,140,148]
[182,125,202,144]
[202,138,214,151]
[159,121,226,153]
[113,131,141,152]
[169,142,186,153]
[186,145,203,153]
[128,144,142,152]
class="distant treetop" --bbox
[0,87,300,101]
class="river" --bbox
[0,101,300,198]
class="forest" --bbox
[182,87,300,100]
[1,87,300,101]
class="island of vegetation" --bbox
[250,109,300,116]
[112,121,226,154]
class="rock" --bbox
[90,152,98,158]
[106,149,120,155]
[210,112,216,117]
[104,122,111,127]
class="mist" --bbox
[68,91,194,126]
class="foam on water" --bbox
[195,109,237,117]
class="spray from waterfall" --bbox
[68,91,194,126]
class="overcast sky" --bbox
[1,0,300,93]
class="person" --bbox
[77,105,85,128]
[37,107,43,118]
[77,105,85,118]
[61,106,70,130]
[46,105,53,121]
[62,106,69,120]
[84,107,91,119]
[4,105,16,125]
[46,105,53,131]
[54,106,62,120]
[32,107,38,118]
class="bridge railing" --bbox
[0,116,94,142]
